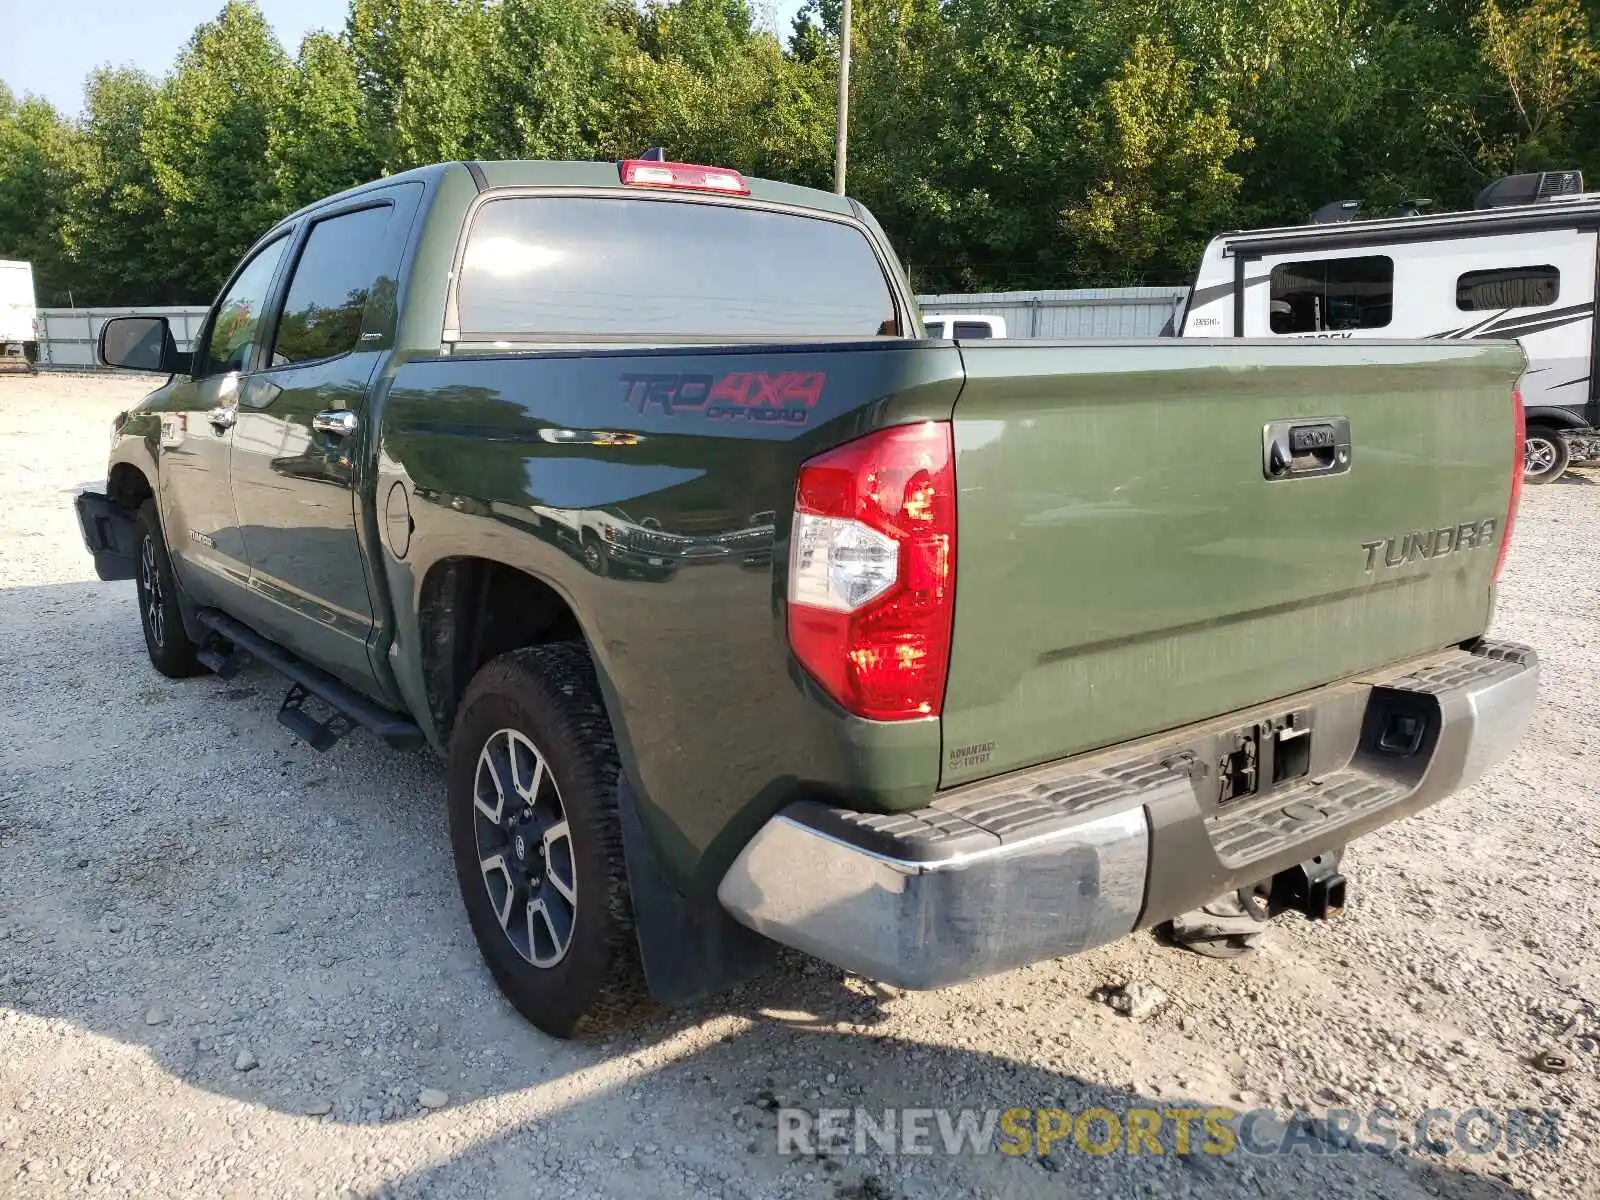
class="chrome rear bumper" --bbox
[718,641,1538,989]
[718,802,1151,990]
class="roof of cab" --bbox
[274,159,857,233]
[471,159,856,215]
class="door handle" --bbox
[1262,417,1350,480]
[207,406,237,430]
[312,410,359,437]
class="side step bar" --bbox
[194,609,425,752]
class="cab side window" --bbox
[269,205,396,367]
[199,236,291,377]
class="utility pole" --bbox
[833,0,852,195]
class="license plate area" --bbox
[1217,710,1312,808]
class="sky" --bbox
[3,0,808,117]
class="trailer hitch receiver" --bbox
[1273,852,1347,920]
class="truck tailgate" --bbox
[941,339,1524,787]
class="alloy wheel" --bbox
[472,728,577,968]
[139,534,166,649]
[1524,436,1558,477]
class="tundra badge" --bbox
[1361,519,1498,572]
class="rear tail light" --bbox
[787,422,956,720]
[1495,388,1524,583]
[619,159,750,195]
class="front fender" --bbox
[77,421,163,581]
[106,421,160,498]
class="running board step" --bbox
[197,638,250,680]
[278,682,355,752]
[194,609,424,751]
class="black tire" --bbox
[447,643,647,1037]
[579,530,609,577]
[1523,425,1570,484]
[134,501,203,678]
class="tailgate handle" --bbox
[1264,417,1351,480]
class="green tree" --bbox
[348,0,494,171]
[62,69,171,303]
[6,0,1599,305]
[607,0,834,186]
[140,0,292,297]
[638,0,753,68]
[1439,0,1600,176]
[271,32,379,210]
[844,0,1100,290]
[1059,34,1249,282]
[0,85,79,304]
[480,0,628,160]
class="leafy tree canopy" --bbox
[1,0,1597,303]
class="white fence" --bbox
[36,306,209,369]
[34,288,1190,366]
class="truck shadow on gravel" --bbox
[376,980,1543,1200]
[0,581,1547,1199]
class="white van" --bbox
[0,260,38,369]
[1180,171,1598,482]
[922,313,1008,339]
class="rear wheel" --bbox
[134,501,203,678]
[447,643,647,1037]
[1523,425,1570,484]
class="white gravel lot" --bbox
[0,372,1596,1200]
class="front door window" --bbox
[200,237,290,377]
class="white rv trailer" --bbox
[0,260,39,370]
[1180,171,1599,482]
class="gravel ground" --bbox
[0,372,1595,1200]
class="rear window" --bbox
[1456,265,1560,311]
[456,196,900,340]
[1269,256,1393,333]
[952,321,994,339]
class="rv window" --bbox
[1268,256,1393,333]
[1456,265,1560,311]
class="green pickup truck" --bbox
[77,158,1539,1037]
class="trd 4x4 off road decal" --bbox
[619,371,826,424]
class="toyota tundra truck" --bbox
[75,157,1539,1037]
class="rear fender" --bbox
[378,342,965,899]
[382,539,779,1005]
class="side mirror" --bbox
[98,316,191,374]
